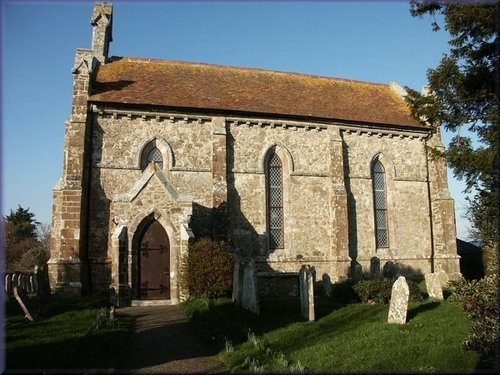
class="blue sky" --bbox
[1,0,473,240]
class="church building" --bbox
[48,3,461,304]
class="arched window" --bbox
[147,147,163,170]
[267,152,284,249]
[372,158,389,248]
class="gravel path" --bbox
[116,305,229,374]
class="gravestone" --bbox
[13,286,38,322]
[382,261,396,279]
[370,257,381,279]
[425,273,444,300]
[29,275,35,292]
[299,265,315,321]
[6,274,12,295]
[241,262,260,315]
[35,265,50,314]
[437,270,449,288]
[322,273,332,297]
[353,263,363,281]
[387,276,409,324]
[12,273,19,289]
[32,268,39,292]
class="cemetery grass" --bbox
[5,294,133,370]
[183,297,481,373]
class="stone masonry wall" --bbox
[87,114,213,292]
[342,131,433,275]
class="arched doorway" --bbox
[137,220,170,300]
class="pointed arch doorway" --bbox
[137,220,170,300]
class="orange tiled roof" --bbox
[89,57,423,128]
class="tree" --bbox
[5,205,40,242]
[3,205,48,272]
[405,1,498,275]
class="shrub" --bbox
[330,279,360,303]
[449,274,499,368]
[183,238,235,298]
[353,278,425,304]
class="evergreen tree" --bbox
[5,205,40,241]
[405,1,498,275]
[3,205,46,272]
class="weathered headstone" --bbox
[241,262,260,315]
[12,273,19,289]
[21,274,28,292]
[32,267,39,292]
[425,273,444,300]
[6,274,12,295]
[322,273,332,297]
[387,276,409,324]
[13,286,38,322]
[29,275,35,293]
[299,265,315,321]
[370,257,381,279]
[382,261,397,279]
[353,263,363,281]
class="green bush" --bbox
[449,274,499,368]
[353,278,424,304]
[182,238,235,298]
[330,279,361,303]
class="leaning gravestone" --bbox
[13,286,38,322]
[299,265,315,321]
[322,273,332,297]
[425,273,444,300]
[387,276,409,324]
[241,262,260,315]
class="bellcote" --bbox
[91,3,113,64]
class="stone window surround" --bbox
[372,157,389,248]
[370,153,396,253]
[138,136,175,173]
[262,144,293,253]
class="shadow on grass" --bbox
[183,296,375,355]
[5,294,131,371]
[407,301,441,321]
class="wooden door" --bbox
[139,220,170,299]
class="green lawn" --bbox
[183,296,481,373]
[5,294,133,371]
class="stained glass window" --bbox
[267,153,284,249]
[373,159,389,248]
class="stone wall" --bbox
[342,130,433,275]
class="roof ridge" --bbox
[107,55,390,87]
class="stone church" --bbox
[48,3,461,304]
